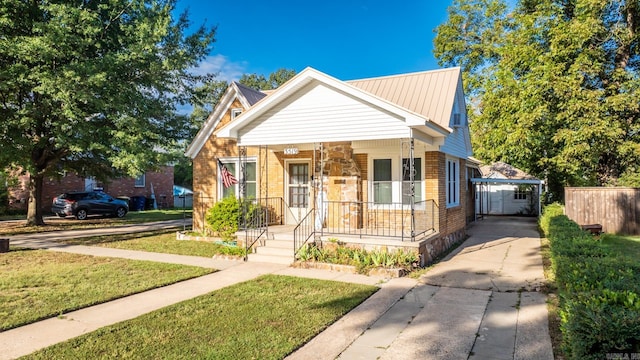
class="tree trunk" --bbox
[26,173,45,226]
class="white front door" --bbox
[285,160,311,224]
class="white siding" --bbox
[478,184,530,215]
[236,82,412,146]
[440,89,471,158]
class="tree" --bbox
[239,68,297,91]
[434,0,640,199]
[0,0,216,225]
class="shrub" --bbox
[205,197,265,241]
[205,197,239,241]
[297,243,418,274]
[540,203,640,359]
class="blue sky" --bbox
[175,1,453,82]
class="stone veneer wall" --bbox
[320,142,362,230]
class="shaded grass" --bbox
[25,275,378,360]
[0,249,213,331]
[599,234,640,260]
[59,231,244,258]
[0,209,192,236]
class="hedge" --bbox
[540,203,640,359]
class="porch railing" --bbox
[244,197,284,226]
[293,209,315,256]
[317,199,436,241]
[241,202,268,260]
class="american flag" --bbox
[218,160,238,188]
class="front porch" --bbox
[238,196,444,266]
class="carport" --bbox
[471,178,545,219]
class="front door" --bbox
[285,161,311,224]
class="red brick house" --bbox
[187,68,477,265]
[8,167,174,212]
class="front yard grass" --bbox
[25,275,378,360]
[60,231,242,258]
[0,249,213,331]
[0,209,192,236]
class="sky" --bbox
[174,1,453,82]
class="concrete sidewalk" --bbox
[288,216,554,360]
[2,217,554,359]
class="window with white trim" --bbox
[134,174,145,188]
[372,157,424,205]
[231,108,242,120]
[446,157,459,207]
[514,187,528,200]
[373,159,392,204]
[219,158,257,200]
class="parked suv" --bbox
[52,191,129,220]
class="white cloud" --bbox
[191,54,247,82]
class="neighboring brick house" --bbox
[9,167,174,212]
[186,68,477,265]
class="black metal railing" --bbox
[244,197,284,226]
[242,203,268,260]
[293,209,315,256]
[317,199,436,241]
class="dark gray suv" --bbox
[52,191,129,220]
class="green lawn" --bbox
[0,249,213,331]
[58,231,243,258]
[600,234,640,260]
[25,275,377,360]
[0,209,192,236]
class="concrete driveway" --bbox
[289,216,554,360]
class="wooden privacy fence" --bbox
[564,187,640,235]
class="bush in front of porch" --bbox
[205,197,262,241]
[296,241,419,275]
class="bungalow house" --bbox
[186,67,476,265]
[472,162,544,217]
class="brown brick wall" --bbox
[38,166,174,213]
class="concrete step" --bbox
[262,239,292,249]
[255,245,292,257]
[247,253,294,265]
[265,232,295,241]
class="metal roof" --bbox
[347,67,461,129]
[233,82,267,106]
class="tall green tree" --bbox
[239,68,297,91]
[0,0,216,225]
[435,0,640,199]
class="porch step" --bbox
[247,253,294,265]
[255,245,292,257]
[246,237,295,265]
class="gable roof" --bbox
[235,82,267,106]
[185,82,266,158]
[347,67,463,129]
[480,162,538,180]
[215,67,452,146]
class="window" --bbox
[219,158,257,200]
[446,157,459,207]
[372,157,423,205]
[514,187,528,200]
[402,158,423,203]
[134,174,145,188]
[231,108,242,120]
[373,159,392,204]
